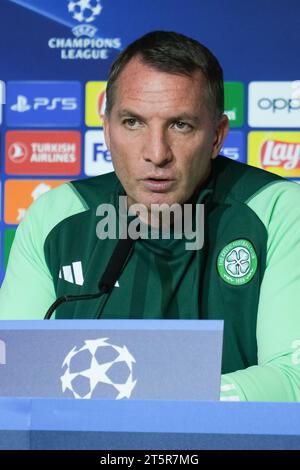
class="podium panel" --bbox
[0,399,300,450]
[0,320,223,401]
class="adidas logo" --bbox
[59,261,84,286]
[58,261,120,288]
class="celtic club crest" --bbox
[217,239,258,286]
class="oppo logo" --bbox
[258,97,300,113]
[0,340,6,365]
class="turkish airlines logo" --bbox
[261,140,300,170]
[5,131,81,175]
[8,142,27,163]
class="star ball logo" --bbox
[68,0,102,37]
[47,1,121,60]
[60,338,137,399]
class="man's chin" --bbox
[143,191,184,208]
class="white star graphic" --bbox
[114,375,137,399]
[80,356,113,392]
[113,345,136,371]
[62,346,78,368]
[82,338,110,355]
[60,368,78,393]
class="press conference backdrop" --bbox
[0,0,299,284]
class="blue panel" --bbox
[221,131,245,163]
[6,81,81,127]
[0,318,223,330]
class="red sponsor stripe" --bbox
[5,130,81,175]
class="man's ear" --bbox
[103,113,111,151]
[211,114,229,160]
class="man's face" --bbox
[104,58,228,209]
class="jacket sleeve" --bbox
[220,181,300,401]
[0,183,86,319]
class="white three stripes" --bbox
[59,262,120,287]
[59,261,84,286]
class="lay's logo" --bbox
[261,140,300,170]
[248,132,300,178]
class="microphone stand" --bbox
[44,235,135,319]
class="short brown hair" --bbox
[105,30,224,120]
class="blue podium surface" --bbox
[0,398,300,450]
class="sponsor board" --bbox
[224,82,244,127]
[248,131,300,177]
[85,81,107,127]
[84,129,113,176]
[5,130,81,175]
[6,81,81,127]
[4,179,67,224]
[221,130,245,163]
[248,81,300,128]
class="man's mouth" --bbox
[141,177,175,192]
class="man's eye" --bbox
[123,118,140,128]
[173,121,192,131]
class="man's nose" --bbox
[143,127,173,166]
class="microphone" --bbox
[44,236,135,320]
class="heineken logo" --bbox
[217,239,257,286]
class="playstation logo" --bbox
[0,340,6,365]
[11,95,31,112]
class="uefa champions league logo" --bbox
[60,338,137,399]
[68,0,102,23]
[68,0,102,37]
[48,0,121,57]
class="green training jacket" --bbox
[1,156,300,401]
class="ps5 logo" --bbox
[0,340,6,365]
[11,95,78,113]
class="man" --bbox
[1,31,300,401]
